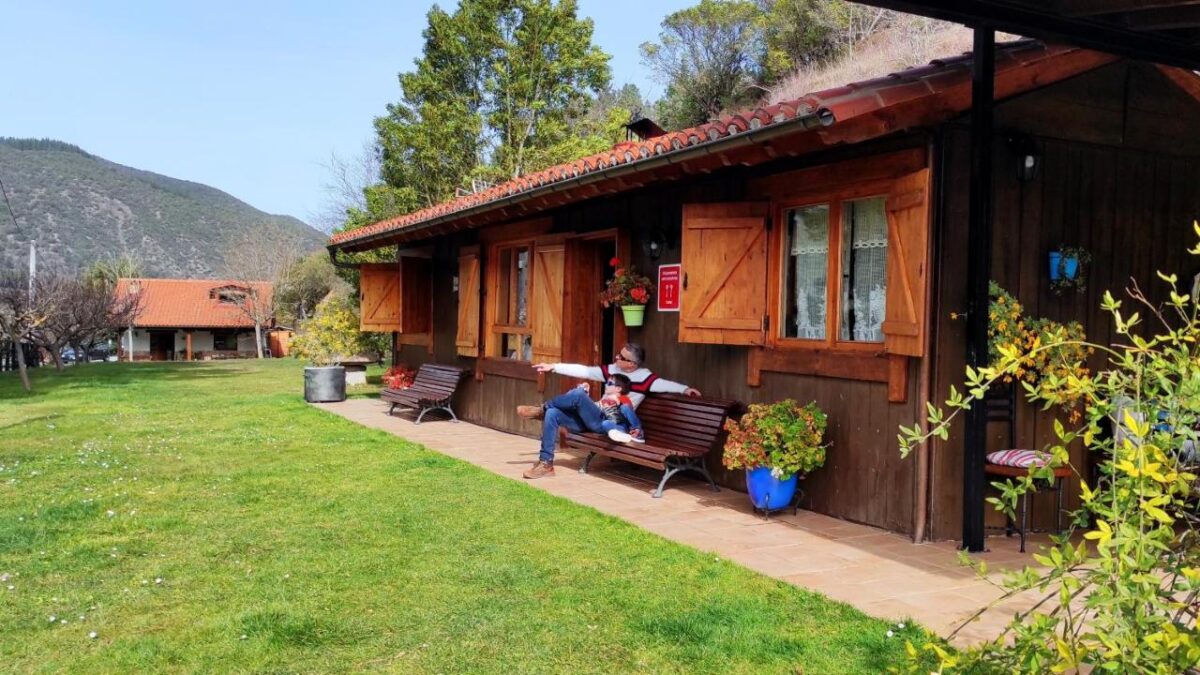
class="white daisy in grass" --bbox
[88,631,97,639]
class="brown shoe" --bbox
[517,405,544,420]
[523,460,555,479]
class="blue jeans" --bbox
[539,388,606,463]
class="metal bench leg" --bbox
[653,465,684,498]
[652,457,719,498]
[444,406,459,423]
[387,402,397,416]
[579,451,597,474]
[415,406,431,424]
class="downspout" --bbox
[912,129,947,544]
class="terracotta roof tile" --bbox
[331,40,1105,248]
[115,278,273,329]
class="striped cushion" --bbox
[986,449,1051,468]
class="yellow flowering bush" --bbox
[290,295,370,367]
[899,230,1200,673]
[989,281,1092,421]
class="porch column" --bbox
[962,26,994,553]
[185,330,193,361]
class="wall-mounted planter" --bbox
[1049,251,1080,281]
[620,304,646,327]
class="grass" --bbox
[0,360,926,673]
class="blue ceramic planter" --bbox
[1048,251,1061,280]
[746,467,798,511]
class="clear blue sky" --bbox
[1,0,694,230]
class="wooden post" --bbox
[186,331,193,361]
[963,26,994,553]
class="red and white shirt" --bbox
[548,362,689,408]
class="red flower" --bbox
[609,257,621,267]
[614,268,625,277]
[630,287,648,303]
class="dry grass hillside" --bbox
[766,17,1019,104]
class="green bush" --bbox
[723,399,828,480]
[898,228,1200,672]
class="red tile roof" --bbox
[115,278,273,329]
[331,40,1115,249]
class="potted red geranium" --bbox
[600,258,654,327]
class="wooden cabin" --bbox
[115,278,273,361]
[330,41,1200,541]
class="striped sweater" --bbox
[548,362,690,408]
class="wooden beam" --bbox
[963,26,994,554]
[1121,4,1200,29]
[1058,0,1200,17]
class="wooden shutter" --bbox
[679,202,770,345]
[882,168,932,357]
[530,240,566,362]
[359,263,402,332]
[455,250,481,357]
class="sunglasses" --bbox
[605,380,618,386]
[615,352,634,363]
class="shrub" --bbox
[898,229,1200,672]
[382,366,415,389]
[290,295,370,367]
[723,400,828,480]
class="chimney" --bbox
[623,114,667,142]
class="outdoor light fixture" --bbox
[452,275,459,293]
[642,228,669,260]
[1008,133,1040,183]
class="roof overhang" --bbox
[854,1,1200,70]
[331,108,834,254]
[329,42,1119,254]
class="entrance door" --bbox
[149,331,175,361]
[562,236,620,394]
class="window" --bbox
[217,291,243,304]
[490,243,533,361]
[482,235,566,365]
[680,151,931,358]
[781,196,888,345]
[213,332,236,350]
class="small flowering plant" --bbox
[600,258,654,307]
[382,366,415,390]
[722,399,828,480]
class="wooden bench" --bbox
[562,393,740,498]
[382,364,468,424]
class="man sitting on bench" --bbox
[516,342,700,479]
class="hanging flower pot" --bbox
[1048,250,1062,281]
[620,304,645,327]
[600,258,654,327]
[1062,256,1079,280]
[1048,246,1092,295]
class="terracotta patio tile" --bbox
[315,399,1047,646]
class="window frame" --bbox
[485,238,536,362]
[769,177,894,354]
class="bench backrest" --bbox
[634,394,739,453]
[410,363,467,397]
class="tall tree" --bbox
[481,0,612,180]
[0,270,66,391]
[372,0,611,214]
[640,0,768,129]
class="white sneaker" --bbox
[607,429,645,444]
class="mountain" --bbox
[0,138,325,277]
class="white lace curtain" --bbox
[787,205,829,339]
[839,198,887,342]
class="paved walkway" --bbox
[315,398,1047,645]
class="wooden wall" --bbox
[928,61,1200,541]
[395,139,926,535]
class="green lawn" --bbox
[0,360,924,673]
